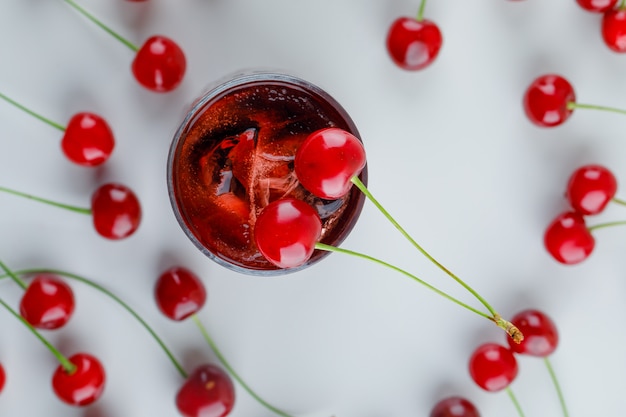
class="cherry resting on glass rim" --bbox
[155,267,206,321]
[468,343,518,392]
[132,35,187,92]
[167,72,367,274]
[523,74,575,127]
[52,353,106,406]
[507,309,559,357]
[566,164,617,215]
[430,396,480,417]
[544,211,595,264]
[91,183,142,240]
[176,363,235,417]
[20,274,75,330]
[386,17,442,71]
[602,9,626,53]
[577,0,618,12]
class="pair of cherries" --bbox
[544,164,621,264]
[576,0,626,53]
[155,267,235,417]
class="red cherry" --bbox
[176,364,235,417]
[468,343,518,392]
[91,183,142,240]
[20,274,75,330]
[507,309,559,357]
[132,35,187,92]
[602,9,626,53]
[566,164,617,215]
[544,211,595,264]
[254,198,322,269]
[0,363,5,393]
[294,128,366,199]
[576,0,618,12]
[52,353,106,406]
[61,112,115,167]
[430,396,481,417]
[386,17,443,71]
[155,267,207,321]
[523,74,576,127]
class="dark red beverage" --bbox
[167,72,367,275]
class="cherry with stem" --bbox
[62,0,186,92]
[0,183,141,240]
[386,0,443,71]
[0,92,114,167]
[602,0,626,53]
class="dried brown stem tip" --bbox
[493,314,524,344]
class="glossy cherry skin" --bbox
[254,198,322,269]
[132,35,186,92]
[91,183,142,240]
[155,267,206,321]
[295,128,366,199]
[566,164,617,215]
[430,396,481,417]
[507,309,559,357]
[544,211,595,264]
[468,343,518,392]
[20,274,75,330]
[52,353,106,406]
[0,363,5,393]
[386,17,442,71]
[576,0,618,12]
[62,112,114,167]
[602,10,626,53]
[176,364,235,417]
[523,74,576,127]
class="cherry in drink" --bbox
[167,72,367,275]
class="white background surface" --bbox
[0,0,625,416]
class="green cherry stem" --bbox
[315,243,489,319]
[0,263,76,373]
[0,268,187,379]
[567,101,626,116]
[506,387,526,417]
[348,176,522,341]
[611,197,626,207]
[0,260,28,290]
[62,0,139,52]
[0,93,66,132]
[544,357,569,417]
[619,0,626,10]
[417,0,428,21]
[587,220,626,233]
[0,186,92,215]
[191,314,295,417]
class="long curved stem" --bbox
[506,387,526,417]
[0,186,91,215]
[62,0,139,52]
[315,242,490,319]
[0,260,27,290]
[191,315,294,417]
[567,102,626,116]
[350,176,497,316]
[0,93,65,131]
[544,357,569,417]
[417,0,428,21]
[1,268,187,379]
[588,220,626,232]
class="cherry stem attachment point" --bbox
[349,175,498,317]
[567,101,626,116]
[1,268,187,379]
[611,197,626,207]
[0,92,65,132]
[0,263,76,374]
[620,0,626,10]
[544,357,569,417]
[506,387,526,417]
[0,186,91,215]
[417,0,428,21]
[62,0,139,52]
[587,219,626,233]
[190,314,295,417]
